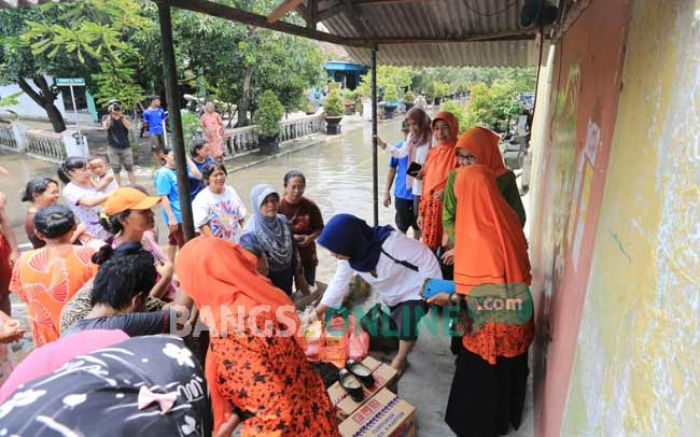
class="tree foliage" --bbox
[0,0,324,131]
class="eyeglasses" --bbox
[457,153,476,161]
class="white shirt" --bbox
[62,182,111,241]
[96,174,119,194]
[385,138,431,195]
[321,231,442,308]
[192,185,247,243]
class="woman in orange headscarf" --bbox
[418,111,459,255]
[442,126,526,267]
[176,237,338,437]
[428,165,534,437]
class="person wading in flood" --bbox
[102,103,136,185]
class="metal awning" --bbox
[316,0,540,66]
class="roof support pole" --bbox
[371,46,378,227]
[156,0,195,242]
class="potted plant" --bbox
[323,88,344,134]
[304,101,317,115]
[382,84,400,119]
[403,90,416,111]
[255,90,284,155]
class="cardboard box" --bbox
[327,356,398,419]
[339,388,416,437]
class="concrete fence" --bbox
[224,114,325,159]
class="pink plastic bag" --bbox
[348,315,370,361]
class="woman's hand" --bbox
[383,192,391,208]
[432,189,445,201]
[70,223,88,243]
[294,234,312,247]
[414,169,424,180]
[373,135,387,150]
[216,413,240,437]
[426,292,451,307]
[440,249,455,266]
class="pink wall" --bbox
[529,0,632,435]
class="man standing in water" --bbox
[142,96,167,166]
[102,103,136,185]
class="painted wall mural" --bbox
[561,0,700,434]
[528,0,632,435]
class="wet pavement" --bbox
[0,115,533,436]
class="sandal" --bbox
[346,359,375,388]
[338,369,364,402]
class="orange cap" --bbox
[102,187,162,215]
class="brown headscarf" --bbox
[456,127,507,177]
[422,111,459,196]
[404,107,432,187]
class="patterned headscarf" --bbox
[244,184,293,272]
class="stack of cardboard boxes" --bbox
[327,356,416,436]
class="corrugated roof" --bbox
[316,0,541,66]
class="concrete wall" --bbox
[530,0,700,434]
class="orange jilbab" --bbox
[176,237,338,437]
[452,165,534,364]
[9,244,97,347]
[456,126,507,177]
[419,111,459,249]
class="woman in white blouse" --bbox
[311,213,441,374]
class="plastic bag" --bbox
[348,315,370,361]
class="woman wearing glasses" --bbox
[443,127,526,262]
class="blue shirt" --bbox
[389,141,413,200]
[189,156,215,198]
[154,166,182,224]
[143,107,166,135]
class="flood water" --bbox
[0,117,405,286]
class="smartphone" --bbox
[406,161,422,177]
[421,278,455,299]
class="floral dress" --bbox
[210,316,339,436]
[10,244,97,346]
[200,111,226,158]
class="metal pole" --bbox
[69,85,82,145]
[157,0,195,241]
[371,46,378,226]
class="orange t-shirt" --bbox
[10,244,97,347]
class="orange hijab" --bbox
[422,111,459,195]
[176,236,301,435]
[452,165,531,294]
[456,127,508,177]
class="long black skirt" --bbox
[445,345,529,437]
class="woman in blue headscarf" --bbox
[240,184,308,296]
[310,213,442,373]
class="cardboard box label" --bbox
[339,388,416,437]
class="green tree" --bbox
[0,0,148,132]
